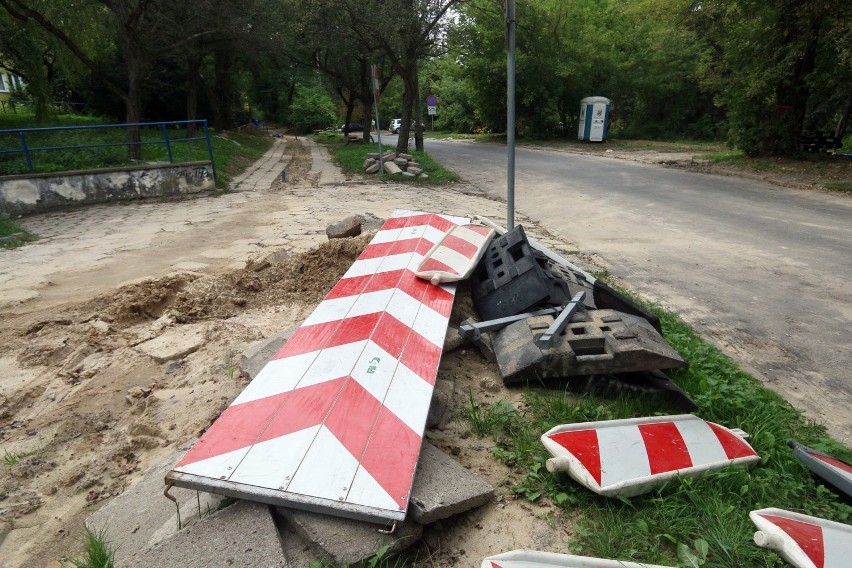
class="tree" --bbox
[692,0,852,155]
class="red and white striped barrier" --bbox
[541,414,760,497]
[166,210,467,523]
[482,550,674,568]
[751,508,852,568]
[789,439,852,499]
[415,223,495,285]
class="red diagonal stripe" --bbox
[639,422,693,474]
[708,422,757,459]
[381,214,455,233]
[358,404,422,509]
[400,332,443,385]
[327,269,406,300]
[760,514,825,568]
[466,224,493,237]
[418,257,459,276]
[811,453,852,474]
[420,277,455,317]
[371,313,415,360]
[258,377,349,444]
[359,238,434,260]
[274,313,381,359]
[324,379,382,461]
[440,233,480,258]
[549,430,602,486]
[176,378,346,467]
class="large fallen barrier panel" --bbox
[788,439,852,500]
[166,210,467,524]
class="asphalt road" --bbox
[420,137,852,445]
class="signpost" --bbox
[426,94,437,131]
[372,64,384,173]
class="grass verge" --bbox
[326,139,460,184]
[0,216,37,249]
[464,299,850,567]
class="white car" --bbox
[389,118,402,134]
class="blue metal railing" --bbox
[0,119,216,180]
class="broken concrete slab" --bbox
[493,310,687,385]
[365,162,381,174]
[408,442,494,524]
[384,161,402,175]
[238,326,297,380]
[118,501,289,568]
[136,323,209,363]
[86,441,226,564]
[275,507,422,567]
[426,379,454,430]
[326,215,363,239]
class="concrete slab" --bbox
[239,327,296,380]
[426,379,454,431]
[275,507,422,567]
[408,442,494,524]
[326,216,362,239]
[136,323,209,363]
[118,501,289,568]
[85,441,226,564]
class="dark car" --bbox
[339,123,364,133]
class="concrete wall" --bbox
[0,161,215,216]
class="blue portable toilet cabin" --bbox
[578,97,611,142]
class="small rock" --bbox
[363,158,377,168]
[419,173,429,179]
[402,171,415,177]
[393,157,408,167]
[407,161,421,169]
[326,215,362,239]
[384,161,402,174]
[408,167,423,176]
[365,162,380,174]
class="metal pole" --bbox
[161,123,173,162]
[372,64,384,174]
[506,0,516,230]
[202,120,217,181]
[18,130,34,172]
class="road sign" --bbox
[167,210,468,524]
[426,94,437,106]
[427,106,437,116]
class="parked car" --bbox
[389,118,402,134]
[339,123,364,133]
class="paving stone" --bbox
[384,161,402,175]
[358,212,385,232]
[86,441,226,564]
[402,171,416,177]
[118,501,289,568]
[408,167,423,176]
[365,162,381,174]
[239,327,297,380]
[326,215,363,239]
[276,508,422,567]
[408,442,494,524]
[136,323,209,363]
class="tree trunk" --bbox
[185,53,202,137]
[835,94,852,141]
[125,60,144,160]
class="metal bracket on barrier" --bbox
[459,305,566,340]
[535,292,586,349]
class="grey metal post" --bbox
[161,123,173,162]
[372,65,384,174]
[18,130,33,172]
[202,120,217,181]
[506,0,516,230]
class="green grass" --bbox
[65,528,115,568]
[0,111,273,189]
[696,150,746,162]
[464,299,851,567]
[0,217,37,249]
[328,141,460,184]
[823,181,852,193]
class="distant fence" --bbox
[0,119,216,180]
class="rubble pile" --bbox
[363,151,429,178]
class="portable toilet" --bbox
[578,97,611,142]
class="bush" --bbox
[288,85,336,134]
